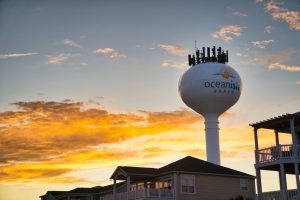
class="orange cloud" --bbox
[264,0,300,30]
[252,40,274,48]
[161,60,187,69]
[46,53,71,64]
[268,63,300,72]
[93,48,126,58]
[0,100,286,184]
[212,25,246,42]
[0,101,201,183]
[158,44,187,56]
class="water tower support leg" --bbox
[204,116,220,165]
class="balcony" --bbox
[256,144,300,165]
[258,189,298,200]
[100,188,174,200]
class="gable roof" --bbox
[250,111,300,133]
[158,156,254,178]
[111,156,254,179]
[110,166,157,179]
[47,191,65,196]
[70,186,103,194]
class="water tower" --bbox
[178,46,242,165]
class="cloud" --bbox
[93,48,126,59]
[232,11,248,17]
[268,63,300,72]
[62,39,81,48]
[264,25,273,33]
[0,53,38,59]
[46,53,71,64]
[161,60,187,69]
[0,100,202,183]
[212,25,246,42]
[0,100,288,184]
[93,48,115,54]
[158,44,187,56]
[264,0,300,30]
[252,39,274,48]
[241,49,296,66]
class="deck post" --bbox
[254,128,262,200]
[290,118,300,198]
[290,119,298,157]
[275,129,279,147]
[113,178,116,200]
[275,129,283,190]
[280,163,287,200]
[294,163,300,199]
[255,168,263,200]
[127,176,130,200]
[254,128,259,162]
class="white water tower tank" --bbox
[178,46,242,165]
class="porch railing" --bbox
[258,189,297,200]
[100,188,174,200]
[257,144,300,163]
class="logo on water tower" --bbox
[213,69,235,79]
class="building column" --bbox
[127,176,130,200]
[294,163,300,199]
[275,129,283,190]
[290,118,300,198]
[275,129,279,147]
[173,173,177,200]
[280,163,288,200]
[254,128,262,200]
[113,178,116,200]
[255,168,263,200]
[254,128,259,162]
[290,119,298,156]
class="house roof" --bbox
[110,166,157,180]
[69,186,103,194]
[111,156,254,179]
[250,112,300,133]
[46,191,66,197]
[40,191,66,199]
[158,156,254,178]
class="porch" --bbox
[100,188,174,200]
[258,189,297,200]
[257,144,300,165]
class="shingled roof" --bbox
[158,156,254,178]
[70,186,103,194]
[111,156,254,179]
[250,111,300,133]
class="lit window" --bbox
[240,179,249,192]
[181,175,195,193]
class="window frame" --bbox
[180,174,195,194]
[240,178,250,192]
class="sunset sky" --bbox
[0,0,300,200]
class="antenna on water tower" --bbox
[179,45,242,165]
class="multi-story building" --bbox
[250,112,300,200]
[41,156,255,200]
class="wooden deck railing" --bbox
[257,144,300,163]
[258,189,298,200]
[100,188,174,200]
